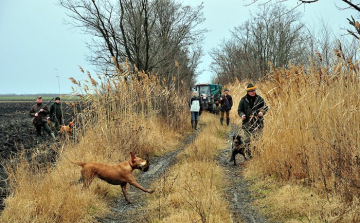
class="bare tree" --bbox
[59,0,206,88]
[210,4,311,84]
[245,0,360,39]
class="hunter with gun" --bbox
[237,84,268,157]
[29,96,56,140]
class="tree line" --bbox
[59,0,359,87]
[210,2,359,84]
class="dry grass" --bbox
[0,64,189,222]
[144,113,233,223]
[227,50,360,221]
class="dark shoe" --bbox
[226,118,230,126]
[220,118,224,125]
[191,121,194,129]
[194,121,198,130]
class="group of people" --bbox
[189,83,268,143]
[29,96,64,140]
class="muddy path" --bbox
[98,122,271,223]
[98,127,201,223]
[217,125,269,223]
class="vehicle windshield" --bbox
[198,86,211,97]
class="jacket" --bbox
[237,94,268,131]
[50,103,63,121]
[30,103,50,124]
[189,96,202,112]
[220,94,233,112]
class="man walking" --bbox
[50,96,63,133]
[219,88,233,126]
[237,84,268,156]
[30,96,56,140]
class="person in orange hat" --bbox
[237,84,268,157]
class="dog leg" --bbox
[81,169,96,188]
[69,177,83,186]
[121,183,132,204]
[128,180,154,194]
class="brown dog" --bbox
[70,152,154,203]
[60,121,74,136]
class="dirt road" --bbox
[98,123,270,223]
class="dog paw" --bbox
[148,189,155,194]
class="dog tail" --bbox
[69,160,86,167]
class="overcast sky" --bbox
[0,0,354,94]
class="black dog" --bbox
[229,134,247,166]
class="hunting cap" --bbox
[224,88,229,92]
[36,96,42,99]
[55,96,61,100]
[246,84,256,92]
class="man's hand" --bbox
[35,113,39,117]
[40,109,44,112]
[241,115,246,120]
[258,112,263,117]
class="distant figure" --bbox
[30,96,56,140]
[219,88,233,126]
[50,96,63,133]
[189,91,202,130]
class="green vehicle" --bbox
[194,83,222,114]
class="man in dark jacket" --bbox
[237,83,268,144]
[219,88,233,126]
[50,96,63,132]
[30,96,56,140]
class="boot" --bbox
[220,118,224,125]
[50,132,57,141]
[226,118,230,126]
[194,121,198,130]
[191,120,194,129]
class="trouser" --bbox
[191,112,199,129]
[35,121,53,137]
[52,117,62,133]
[243,127,263,158]
[191,112,200,121]
[220,111,230,125]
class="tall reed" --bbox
[227,48,360,221]
[1,61,189,222]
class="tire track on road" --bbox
[98,127,202,223]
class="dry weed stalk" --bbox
[1,64,189,222]
[145,114,232,223]
[228,51,360,222]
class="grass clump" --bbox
[144,113,233,223]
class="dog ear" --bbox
[130,152,136,160]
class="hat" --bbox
[36,96,42,99]
[246,84,256,91]
[55,97,61,100]
[223,88,229,92]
